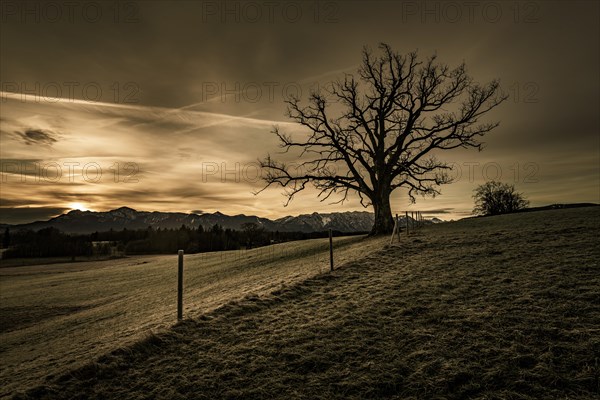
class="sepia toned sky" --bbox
[1,0,599,224]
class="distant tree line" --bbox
[0,223,363,259]
[1,227,93,258]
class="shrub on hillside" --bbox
[473,181,529,216]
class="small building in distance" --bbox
[91,241,123,257]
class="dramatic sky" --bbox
[1,0,599,224]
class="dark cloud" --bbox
[0,1,597,221]
[28,183,248,207]
[178,147,194,159]
[15,129,58,146]
[0,159,43,178]
[0,198,51,207]
[0,207,68,224]
[106,114,199,133]
[421,208,455,214]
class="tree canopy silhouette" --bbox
[473,181,529,216]
[260,43,507,234]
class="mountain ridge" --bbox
[5,204,595,234]
[2,207,385,234]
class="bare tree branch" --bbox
[258,43,507,234]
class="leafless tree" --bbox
[259,43,508,234]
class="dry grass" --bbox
[1,235,384,398]
[6,206,600,399]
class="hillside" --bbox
[9,206,600,399]
[0,235,386,398]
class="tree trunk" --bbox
[370,188,394,235]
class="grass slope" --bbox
[10,207,600,399]
[1,235,385,398]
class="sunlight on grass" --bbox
[0,235,384,397]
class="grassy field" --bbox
[4,206,600,399]
[0,235,386,398]
[0,255,125,269]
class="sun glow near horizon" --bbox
[68,202,92,212]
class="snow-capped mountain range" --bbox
[2,207,443,234]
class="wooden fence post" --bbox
[390,214,398,245]
[405,211,409,235]
[177,250,184,320]
[329,229,334,272]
